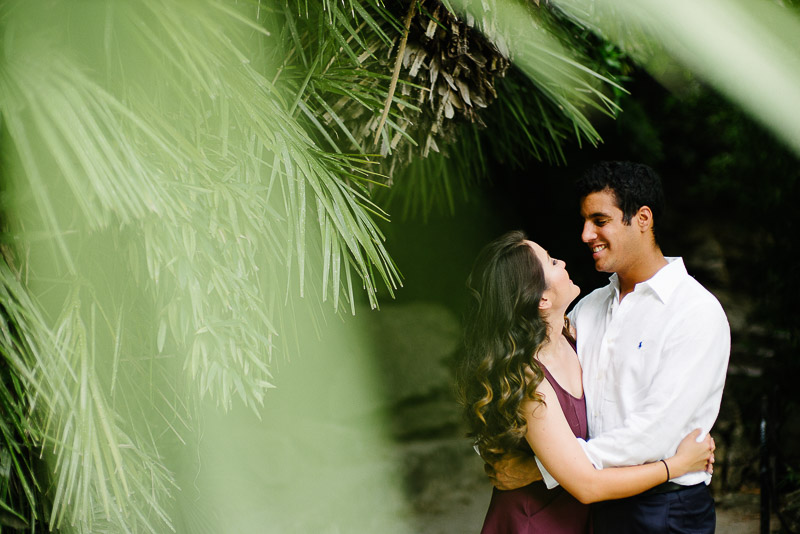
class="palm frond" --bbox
[448,0,622,142]
[3,0,401,403]
[549,0,667,65]
[0,254,177,533]
[376,124,483,220]
[275,0,628,217]
[375,1,630,217]
[42,293,176,533]
[0,311,42,531]
[547,0,800,156]
[1,0,405,530]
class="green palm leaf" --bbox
[2,0,402,530]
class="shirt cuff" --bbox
[578,437,605,469]
[534,455,560,489]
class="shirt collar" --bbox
[607,257,686,304]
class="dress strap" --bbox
[539,364,570,399]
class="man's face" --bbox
[579,189,640,275]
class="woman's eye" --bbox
[552,259,558,266]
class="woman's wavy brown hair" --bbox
[457,230,568,462]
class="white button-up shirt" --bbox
[537,257,730,488]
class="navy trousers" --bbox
[591,483,716,534]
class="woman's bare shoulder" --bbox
[522,369,560,420]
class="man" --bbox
[488,161,730,533]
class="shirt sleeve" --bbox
[580,299,730,469]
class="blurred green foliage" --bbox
[3,0,800,531]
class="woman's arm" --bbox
[525,379,711,504]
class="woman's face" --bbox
[526,240,580,310]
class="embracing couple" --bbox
[458,161,731,533]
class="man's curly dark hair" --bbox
[576,161,666,243]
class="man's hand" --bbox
[707,435,716,475]
[484,450,543,490]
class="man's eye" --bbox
[596,220,607,227]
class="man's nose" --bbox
[581,222,595,243]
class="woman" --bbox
[458,231,713,533]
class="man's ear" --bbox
[636,206,653,233]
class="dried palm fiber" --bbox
[324,1,511,178]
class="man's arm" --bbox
[484,449,543,490]
[581,301,730,470]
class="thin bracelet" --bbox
[660,460,670,482]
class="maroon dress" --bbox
[480,351,590,534]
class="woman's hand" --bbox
[667,428,714,479]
